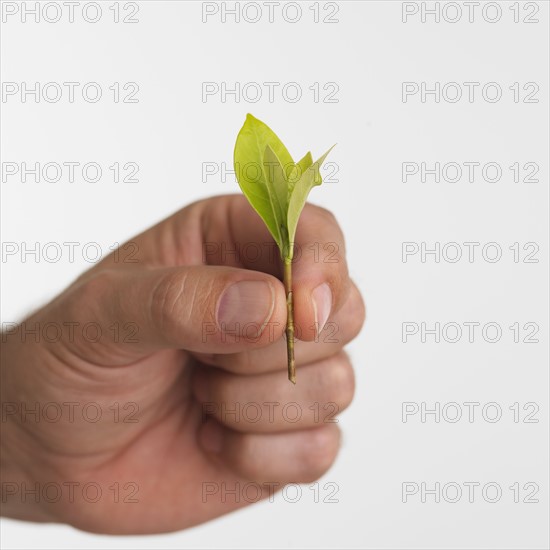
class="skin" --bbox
[0,195,365,535]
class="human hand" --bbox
[1,194,365,534]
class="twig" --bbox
[283,259,295,383]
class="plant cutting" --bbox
[234,113,334,384]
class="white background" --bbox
[1,1,548,548]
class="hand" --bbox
[0,195,365,534]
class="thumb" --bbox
[52,265,286,364]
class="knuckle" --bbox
[303,203,342,237]
[313,204,338,225]
[150,270,221,336]
[189,277,219,326]
[150,270,192,336]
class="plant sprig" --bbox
[234,114,334,383]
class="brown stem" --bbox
[284,259,295,384]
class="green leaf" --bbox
[263,144,290,245]
[286,145,335,248]
[287,151,313,194]
[234,114,294,249]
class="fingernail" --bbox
[312,283,332,335]
[218,280,274,334]
[199,420,223,454]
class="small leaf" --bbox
[286,145,335,247]
[263,144,289,243]
[287,151,313,194]
[234,114,294,249]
